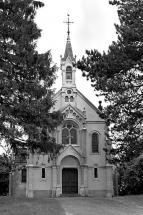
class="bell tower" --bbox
[60,14,76,90]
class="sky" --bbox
[35,0,119,106]
[0,0,119,155]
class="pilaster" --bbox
[80,164,88,196]
[9,172,12,196]
[81,127,87,160]
[80,165,84,196]
[83,164,88,196]
[57,129,60,144]
[26,164,34,198]
[106,163,113,197]
[52,166,57,197]
[56,165,61,197]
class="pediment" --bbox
[60,104,86,124]
[57,144,84,166]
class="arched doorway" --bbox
[60,155,80,194]
[62,168,78,194]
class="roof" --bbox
[76,89,102,115]
[63,40,74,61]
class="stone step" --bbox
[59,194,82,197]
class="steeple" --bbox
[61,14,76,89]
[63,14,74,61]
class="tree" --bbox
[77,0,143,166]
[0,153,11,195]
[117,153,143,195]
[0,0,63,156]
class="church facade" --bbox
[10,28,113,198]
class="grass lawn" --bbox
[0,196,65,215]
[1,195,143,215]
[58,195,143,215]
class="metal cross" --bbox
[63,14,74,41]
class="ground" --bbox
[58,196,143,215]
[0,196,64,215]
[0,195,143,215]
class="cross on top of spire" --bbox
[64,14,74,41]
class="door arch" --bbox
[60,155,80,194]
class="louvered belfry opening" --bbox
[66,66,72,79]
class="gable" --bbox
[52,88,104,122]
[59,104,86,124]
[57,144,84,166]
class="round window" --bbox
[67,90,72,94]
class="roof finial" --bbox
[63,14,74,41]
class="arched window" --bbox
[93,165,98,179]
[70,96,74,102]
[62,122,77,145]
[70,128,76,144]
[62,128,69,145]
[92,133,99,153]
[66,66,72,79]
[65,96,69,102]
[42,168,45,179]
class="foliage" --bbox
[77,0,143,166]
[118,154,143,195]
[0,154,10,195]
[0,153,11,173]
[0,0,63,155]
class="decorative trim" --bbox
[86,121,105,124]
[88,165,106,169]
[89,130,101,136]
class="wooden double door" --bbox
[62,168,78,194]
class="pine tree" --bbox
[77,0,143,165]
[0,0,63,156]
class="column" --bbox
[82,127,87,159]
[57,130,60,144]
[26,164,34,198]
[52,166,57,197]
[56,165,61,197]
[73,69,76,86]
[80,166,84,196]
[28,153,33,164]
[79,130,82,151]
[26,153,34,198]
[11,169,15,196]
[106,163,113,197]
[9,172,12,196]
[83,164,88,196]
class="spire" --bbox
[63,14,74,61]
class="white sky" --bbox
[35,0,119,106]
[0,0,119,154]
